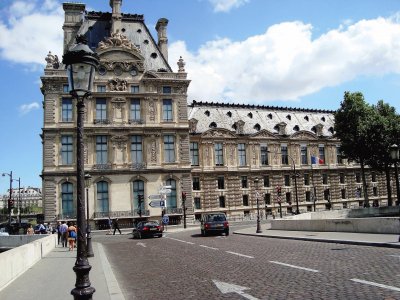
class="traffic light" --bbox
[276,186,282,196]
[138,194,144,217]
[8,199,14,210]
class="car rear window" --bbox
[207,215,226,222]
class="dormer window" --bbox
[254,124,261,131]
[268,113,273,119]
[209,122,217,128]
[232,124,237,130]
[328,127,334,134]
[227,111,232,117]
[293,125,300,131]
[321,116,326,122]
[304,116,309,121]
[286,114,291,120]
[248,112,253,118]
[205,110,210,117]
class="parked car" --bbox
[132,221,163,239]
[201,213,229,236]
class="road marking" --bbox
[269,261,319,273]
[213,280,259,300]
[166,237,195,245]
[136,242,146,248]
[387,255,400,258]
[351,278,400,292]
[199,244,219,250]
[226,251,254,259]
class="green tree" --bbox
[364,100,400,206]
[334,92,374,207]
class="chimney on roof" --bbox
[62,3,86,53]
[156,18,169,61]
[110,0,123,33]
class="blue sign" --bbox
[162,215,169,224]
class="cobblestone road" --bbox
[95,226,400,299]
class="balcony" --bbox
[57,213,77,220]
[131,162,147,170]
[166,207,183,215]
[94,119,111,125]
[128,118,145,125]
[92,163,112,170]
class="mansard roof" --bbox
[188,100,335,137]
[78,10,171,72]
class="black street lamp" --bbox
[2,171,13,228]
[254,178,262,233]
[63,35,99,300]
[13,177,21,228]
[85,173,94,257]
[390,144,400,206]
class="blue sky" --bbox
[0,0,400,193]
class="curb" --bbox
[233,232,400,249]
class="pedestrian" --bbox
[113,218,121,235]
[27,224,34,235]
[59,221,68,247]
[38,222,46,234]
[67,222,77,251]
[107,217,112,235]
[56,221,62,245]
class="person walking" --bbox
[27,224,34,235]
[56,221,62,245]
[113,218,121,235]
[59,221,68,247]
[67,222,77,251]
[107,217,112,235]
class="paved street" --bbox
[94,224,400,299]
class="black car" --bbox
[201,213,229,236]
[132,221,163,239]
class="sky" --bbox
[0,0,400,193]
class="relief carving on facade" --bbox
[108,78,127,91]
[111,135,128,164]
[45,51,60,69]
[252,143,257,165]
[111,97,126,122]
[97,31,142,53]
[150,139,157,163]
[229,143,235,165]
[189,119,198,133]
[148,99,156,122]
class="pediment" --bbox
[96,32,144,61]
[201,129,237,139]
[290,130,317,140]
[143,71,159,79]
[251,129,278,139]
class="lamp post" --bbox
[254,178,262,233]
[13,177,21,228]
[63,35,99,300]
[390,144,400,206]
[85,173,94,257]
[2,171,13,228]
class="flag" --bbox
[311,156,324,165]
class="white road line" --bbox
[269,261,319,273]
[387,255,400,258]
[199,244,219,250]
[351,278,400,292]
[226,251,254,259]
[166,237,195,245]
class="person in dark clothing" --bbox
[113,218,121,235]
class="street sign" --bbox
[148,194,162,200]
[161,189,171,194]
[149,200,165,208]
[162,215,169,224]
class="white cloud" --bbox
[0,0,63,66]
[209,0,250,13]
[169,16,400,103]
[19,102,40,115]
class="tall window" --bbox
[341,188,346,199]
[61,182,74,216]
[241,176,248,188]
[306,191,311,202]
[281,145,289,165]
[219,195,226,208]
[324,189,330,200]
[97,85,106,92]
[340,173,345,184]
[131,135,142,163]
[264,193,271,205]
[371,172,377,182]
[63,84,69,93]
[238,143,246,166]
[96,99,107,121]
[163,99,173,121]
[355,173,361,183]
[96,136,108,164]
[336,146,343,164]
[61,135,73,165]
[130,99,141,121]
[217,176,225,189]
[243,195,249,206]
[166,179,177,208]
[260,145,268,165]
[163,86,172,94]
[194,197,201,209]
[284,174,291,186]
[304,173,310,185]
[215,143,224,166]
[164,135,175,162]
[264,175,270,187]
[133,180,144,211]
[192,177,200,190]
[318,145,325,164]
[301,145,308,165]
[286,192,291,203]
[131,85,139,93]
[61,98,73,122]
[96,181,109,212]
[322,173,328,185]
[190,142,199,166]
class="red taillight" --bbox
[205,223,210,229]
[156,226,161,230]
[223,221,229,228]
[143,226,149,231]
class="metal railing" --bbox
[93,209,150,219]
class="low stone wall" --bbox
[0,234,57,291]
[0,234,52,248]
[271,217,400,234]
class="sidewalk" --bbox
[234,225,400,248]
[0,241,124,300]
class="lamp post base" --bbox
[256,217,262,233]
[71,263,95,300]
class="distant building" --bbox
[1,187,42,211]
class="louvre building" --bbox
[40,1,391,227]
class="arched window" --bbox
[97,181,109,213]
[209,122,217,128]
[61,182,74,217]
[133,180,144,211]
[166,179,177,208]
